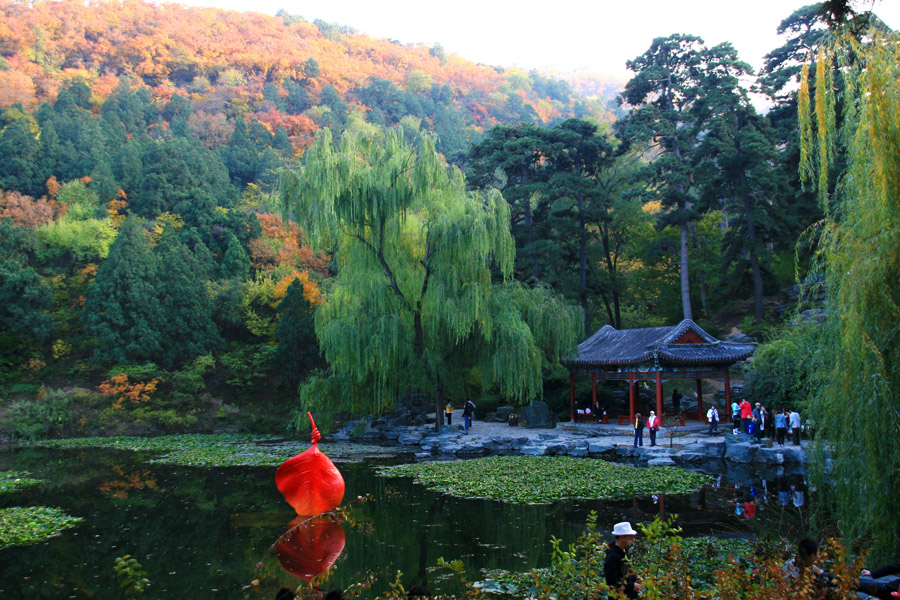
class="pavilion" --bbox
[561,319,755,424]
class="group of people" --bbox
[730,398,804,446]
[632,411,661,447]
[604,522,900,600]
[444,399,477,431]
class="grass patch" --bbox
[379,456,713,503]
[32,434,399,467]
[0,506,83,549]
[0,471,44,494]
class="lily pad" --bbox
[0,471,44,494]
[379,456,712,503]
[0,506,83,549]
[33,434,398,467]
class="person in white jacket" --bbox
[706,406,719,434]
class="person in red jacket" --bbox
[647,411,660,446]
[739,398,753,434]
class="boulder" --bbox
[520,401,557,429]
[438,442,463,455]
[780,445,806,464]
[397,432,424,445]
[676,452,705,463]
[724,442,759,463]
[484,406,516,423]
[457,443,487,457]
[648,457,677,467]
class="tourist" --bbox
[604,521,643,599]
[775,409,788,446]
[760,404,770,439]
[444,402,453,426]
[783,538,833,596]
[740,398,753,434]
[633,413,644,447]
[731,399,740,434]
[707,405,719,434]
[671,389,682,413]
[462,398,476,432]
[753,403,766,440]
[647,411,660,446]
[789,408,802,446]
[858,563,900,599]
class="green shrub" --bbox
[5,388,73,439]
[743,324,818,410]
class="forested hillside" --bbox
[0,0,888,440]
[0,0,606,163]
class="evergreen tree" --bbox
[81,216,163,364]
[618,34,709,321]
[693,43,793,321]
[275,278,321,392]
[0,118,42,196]
[154,227,222,369]
[219,232,250,280]
[0,220,53,342]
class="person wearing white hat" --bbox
[604,521,642,598]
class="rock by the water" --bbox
[521,401,557,429]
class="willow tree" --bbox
[280,128,580,429]
[800,31,900,561]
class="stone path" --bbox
[330,409,810,467]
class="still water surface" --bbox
[0,445,810,599]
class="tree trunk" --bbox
[680,222,693,321]
[742,193,764,321]
[688,222,709,316]
[578,191,591,336]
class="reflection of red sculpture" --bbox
[276,515,346,581]
[276,413,345,516]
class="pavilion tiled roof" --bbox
[563,319,755,367]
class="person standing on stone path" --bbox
[462,398,476,432]
[633,413,645,447]
[789,409,802,446]
[707,405,719,434]
[647,411,660,446]
[444,402,453,426]
[775,408,788,446]
[731,399,741,434]
[740,398,753,434]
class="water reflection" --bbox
[0,446,813,599]
[276,515,346,582]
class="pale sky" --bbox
[170,0,899,78]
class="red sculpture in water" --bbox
[276,514,346,581]
[275,413,345,516]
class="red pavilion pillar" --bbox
[591,372,597,416]
[628,371,635,423]
[655,371,663,418]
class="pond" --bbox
[0,443,811,599]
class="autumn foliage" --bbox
[98,373,161,410]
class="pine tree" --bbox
[275,278,321,392]
[218,233,250,280]
[81,216,163,364]
[154,226,222,369]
